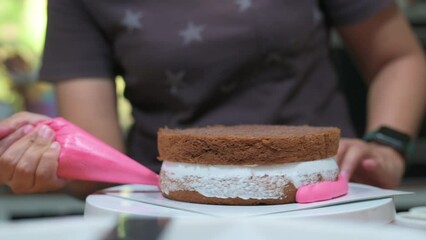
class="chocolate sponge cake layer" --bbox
[157,125,340,165]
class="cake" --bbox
[157,125,340,205]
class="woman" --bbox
[0,0,425,198]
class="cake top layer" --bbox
[157,125,340,165]
[159,125,338,138]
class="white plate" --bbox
[395,206,426,229]
[102,183,410,217]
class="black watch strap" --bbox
[363,126,413,157]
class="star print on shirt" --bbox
[165,70,186,95]
[122,10,143,32]
[179,22,206,46]
[235,0,252,12]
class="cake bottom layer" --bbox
[159,158,339,205]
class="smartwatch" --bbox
[363,126,413,158]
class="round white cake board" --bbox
[85,189,395,224]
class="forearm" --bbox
[367,51,426,137]
[55,78,125,198]
[56,79,125,152]
[338,3,426,138]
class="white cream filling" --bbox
[160,157,339,200]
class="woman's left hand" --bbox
[337,138,405,189]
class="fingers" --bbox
[350,158,384,187]
[32,142,68,192]
[0,125,34,155]
[0,126,40,184]
[349,158,380,184]
[338,140,371,179]
[339,140,404,189]
[7,125,55,193]
[0,111,50,139]
[0,121,27,140]
[0,114,27,132]
[0,118,66,193]
[337,138,350,165]
[0,126,14,139]
[8,111,50,128]
[361,158,379,171]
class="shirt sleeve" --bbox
[39,0,118,82]
[321,0,395,26]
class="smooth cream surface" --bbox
[160,158,339,200]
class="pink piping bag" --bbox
[296,172,349,203]
[38,118,159,186]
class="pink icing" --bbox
[37,118,159,187]
[296,172,348,203]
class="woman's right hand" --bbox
[0,112,68,193]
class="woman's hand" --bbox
[0,112,68,193]
[337,138,405,189]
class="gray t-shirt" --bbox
[40,0,393,173]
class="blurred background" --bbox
[0,0,132,221]
[0,0,425,222]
